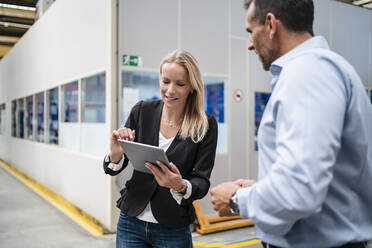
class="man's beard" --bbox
[259,49,275,71]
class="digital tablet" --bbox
[118,139,170,174]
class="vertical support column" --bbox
[106,0,119,232]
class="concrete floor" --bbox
[0,166,261,248]
[192,227,262,248]
[0,166,115,248]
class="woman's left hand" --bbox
[145,161,185,191]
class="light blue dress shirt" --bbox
[236,36,372,248]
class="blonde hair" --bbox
[159,50,208,143]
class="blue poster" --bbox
[254,92,271,151]
[370,90,372,104]
[205,83,224,123]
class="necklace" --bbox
[162,117,182,128]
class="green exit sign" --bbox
[122,54,143,67]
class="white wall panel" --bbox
[0,0,107,100]
[119,0,178,69]
[231,0,248,38]
[0,0,111,228]
[1,138,109,225]
[313,0,330,41]
[230,38,249,180]
[80,123,106,156]
[201,154,229,215]
[330,1,370,86]
[59,123,79,151]
[181,0,228,74]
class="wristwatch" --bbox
[229,192,240,215]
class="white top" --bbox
[107,132,192,223]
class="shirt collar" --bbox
[269,36,330,89]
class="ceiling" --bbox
[0,0,37,59]
[0,0,371,60]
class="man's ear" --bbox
[266,13,277,39]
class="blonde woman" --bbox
[103,50,218,247]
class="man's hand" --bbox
[234,179,256,188]
[210,182,240,217]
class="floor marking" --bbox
[0,159,104,236]
[193,239,261,247]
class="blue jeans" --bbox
[116,212,193,248]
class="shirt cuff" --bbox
[170,179,192,205]
[105,154,124,171]
[236,186,254,219]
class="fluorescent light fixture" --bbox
[0,21,31,29]
[0,3,35,11]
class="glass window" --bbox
[254,92,271,151]
[61,81,78,122]
[11,100,16,137]
[204,77,226,154]
[36,92,45,143]
[60,81,79,151]
[47,88,59,144]
[17,98,25,138]
[121,71,161,124]
[81,73,106,123]
[370,90,372,104]
[26,96,34,140]
[120,71,226,154]
[0,103,5,135]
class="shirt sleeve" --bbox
[105,154,125,171]
[170,179,192,205]
[237,56,348,235]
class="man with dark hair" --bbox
[210,0,372,247]
[244,0,314,36]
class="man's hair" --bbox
[244,0,314,36]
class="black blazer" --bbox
[103,100,218,228]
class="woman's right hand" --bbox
[109,127,135,163]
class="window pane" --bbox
[61,81,78,122]
[81,73,105,123]
[17,98,24,138]
[204,77,226,154]
[121,71,161,124]
[120,71,226,154]
[60,81,79,151]
[254,92,271,151]
[47,88,59,144]
[11,100,16,137]
[26,96,34,140]
[36,92,45,142]
[0,103,5,135]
